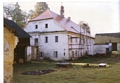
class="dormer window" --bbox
[45,24,48,28]
[35,25,38,29]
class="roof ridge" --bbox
[48,10,67,31]
[50,10,81,33]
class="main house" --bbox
[24,6,94,61]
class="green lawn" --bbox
[13,55,120,83]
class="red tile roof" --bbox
[30,10,53,21]
[29,9,92,37]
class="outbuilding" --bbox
[4,18,30,83]
[94,32,120,55]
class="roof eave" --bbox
[4,23,17,35]
[28,18,53,22]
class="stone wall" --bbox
[4,28,16,83]
[95,35,120,44]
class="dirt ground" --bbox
[22,70,56,75]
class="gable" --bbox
[29,10,53,22]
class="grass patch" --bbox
[71,62,110,68]
[13,55,120,83]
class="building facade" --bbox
[24,6,94,61]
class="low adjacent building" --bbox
[94,32,120,55]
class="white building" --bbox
[24,6,94,61]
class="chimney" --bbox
[60,6,64,18]
[67,17,71,21]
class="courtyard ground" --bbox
[13,55,120,83]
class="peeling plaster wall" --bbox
[31,46,37,60]
[95,35,120,44]
[4,28,16,83]
[117,43,120,51]
[26,46,32,62]
[93,45,108,55]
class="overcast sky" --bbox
[3,0,120,36]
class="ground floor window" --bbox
[34,38,38,46]
[64,52,65,56]
[72,51,74,57]
[40,52,43,57]
[54,51,58,58]
[76,50,77,57]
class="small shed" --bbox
[4,18,31,63]
[4,18,30,83]
[94,32,120,55]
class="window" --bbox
[45,37,48,43]
[71,38,72,43]
[64,52,65,56]
[72,51,74,57]
[112,43,117,51]
[54,51,58,58]
[35,25,38,29]
[79,37,81,44]
[45,24,48,28]
[55,36,58,42]
[76,50,77,56]
[71,26,74,29]
[35,38,38,46]
[40,52,43,57]
[76,38,77,43]
[83,39,85,44]
[64,49,65,56]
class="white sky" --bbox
[3,0,120,36]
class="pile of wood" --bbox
[19,59,24,63]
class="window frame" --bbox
[35,25,38,29]
[34,38,38,46]
[76,38,77,43]
[54,51,58,58]
[55,36,58,42]
[45,23,48,28]
[45,36,48,43]
[40,52,43,57]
